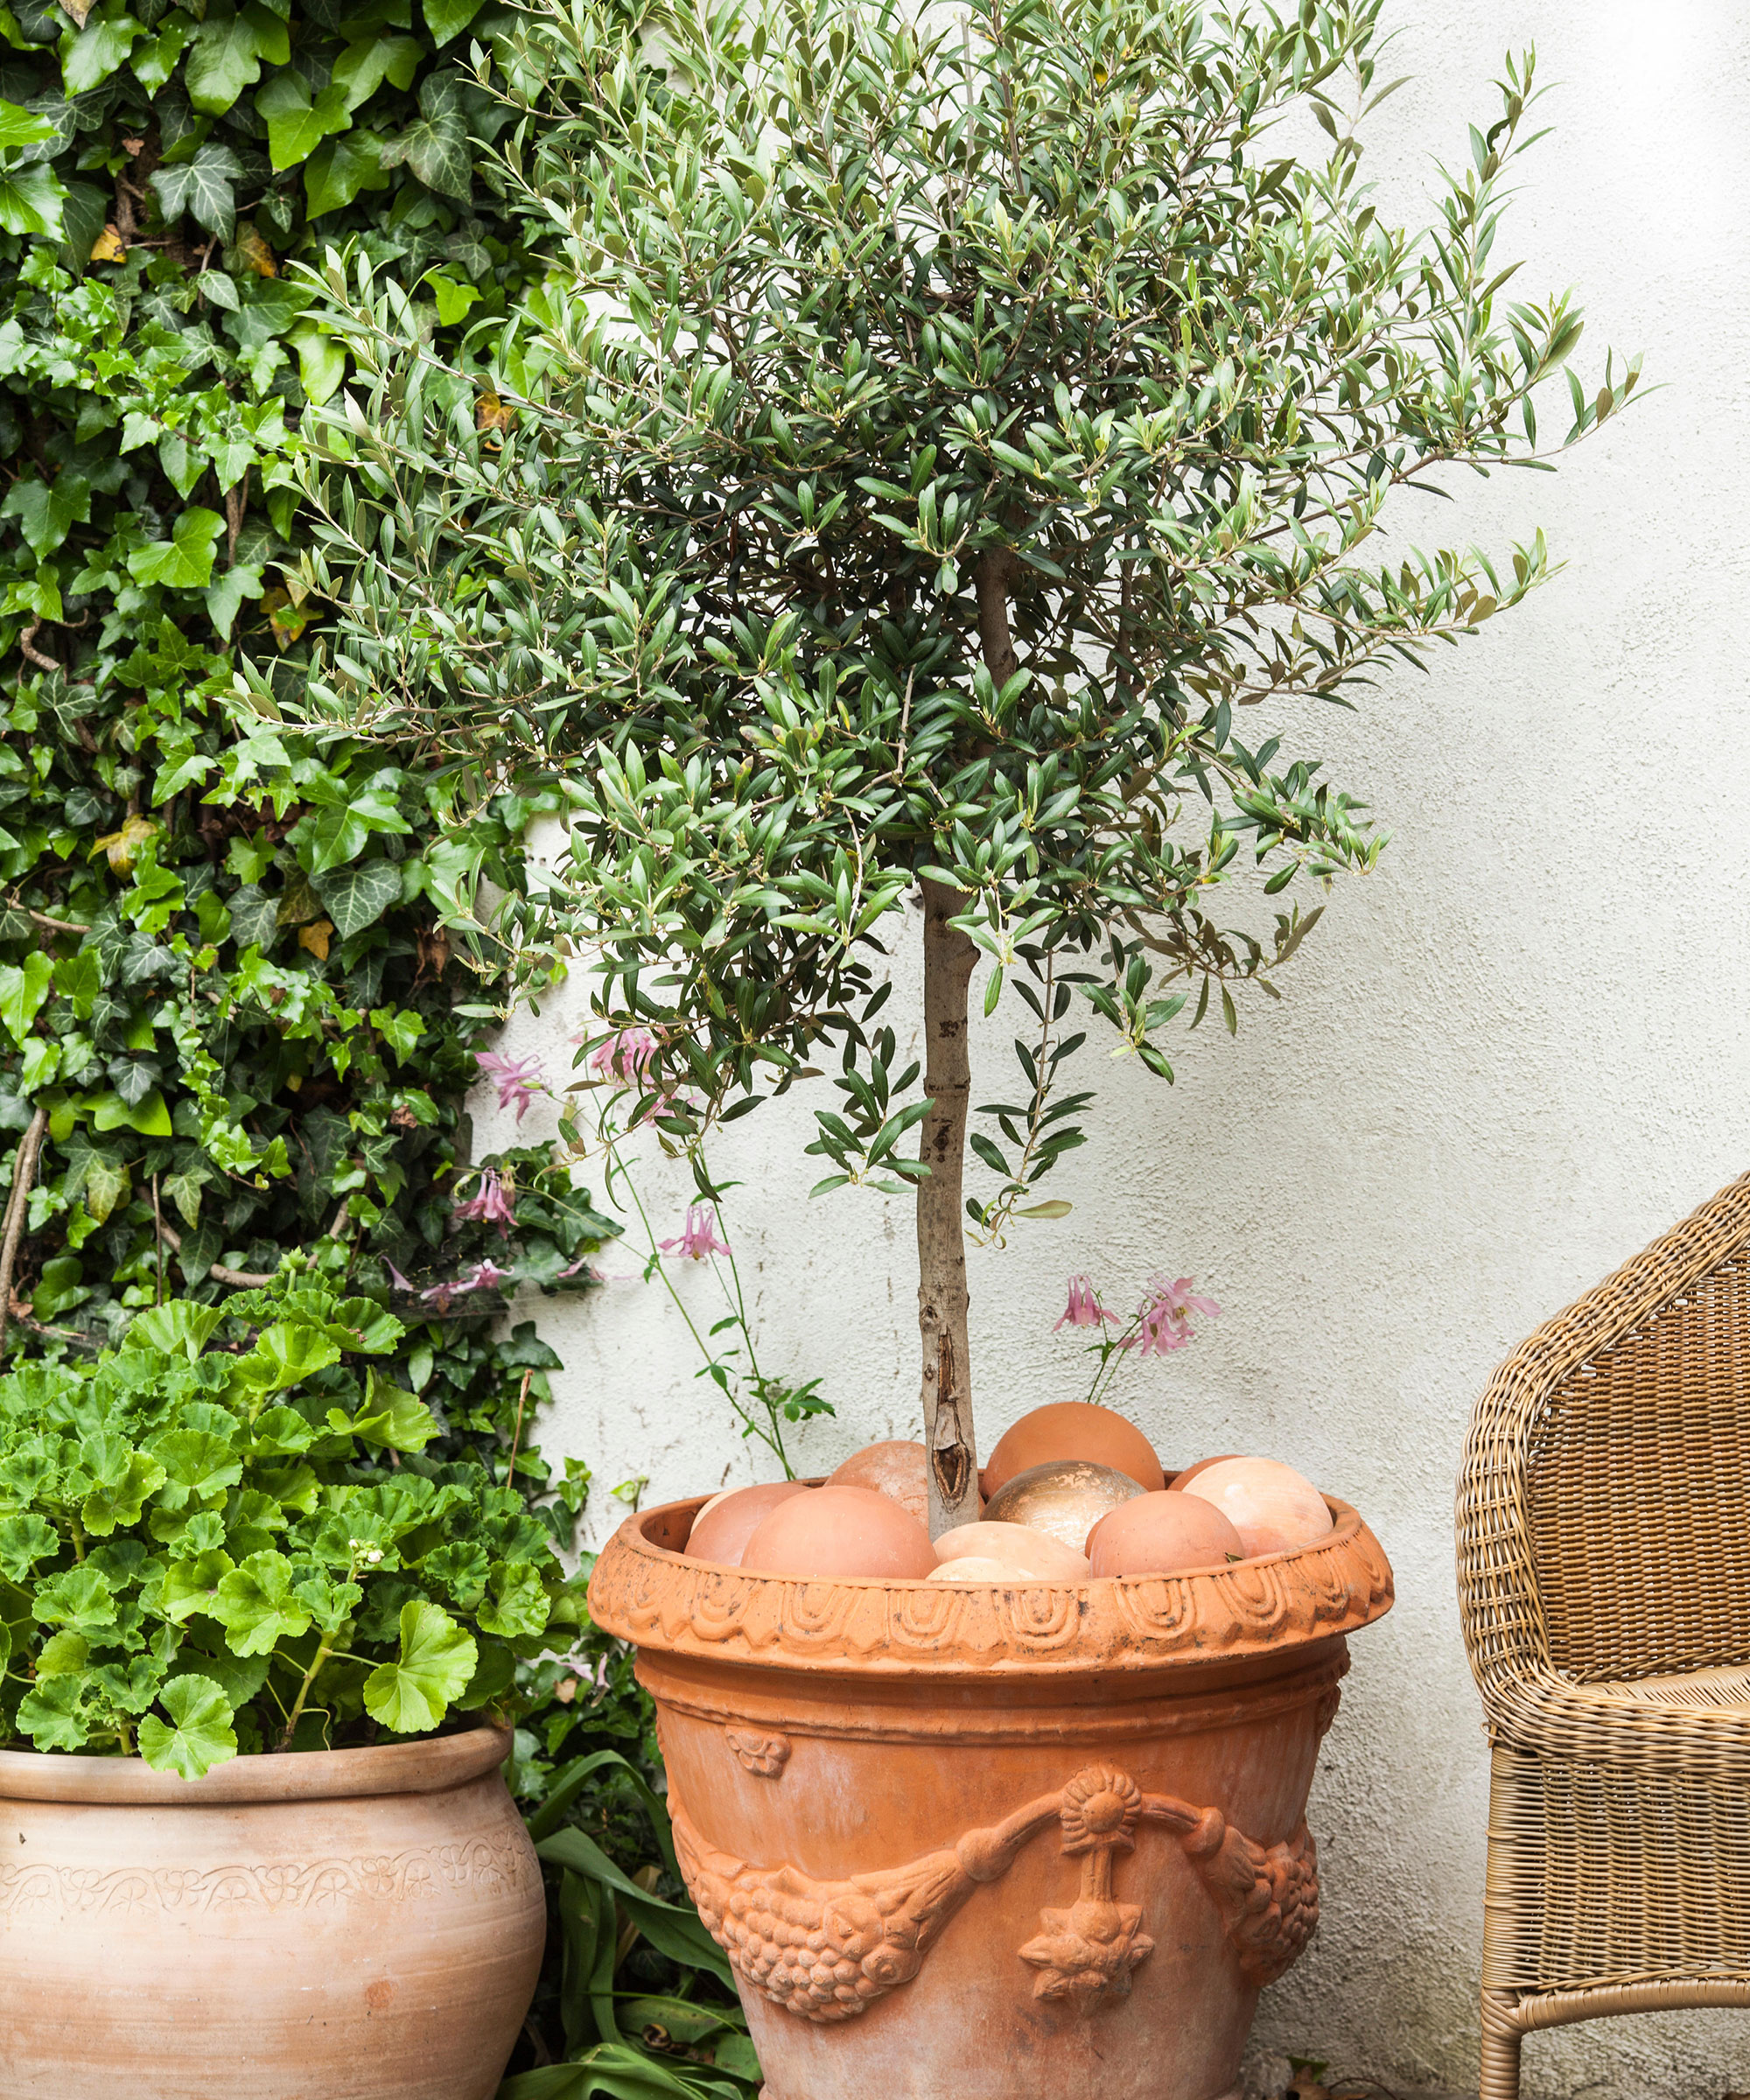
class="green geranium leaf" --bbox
[342,1385,437,1453]
[290,1569,360,1634]
[33,1563,117,1634]
[0,1513,57,1581]
[18,1674,90,1752]
[312,858,401,939]
[150,1429,244,1511]
[211,1549,312,1655]
[126,507,225,590]
[149,145,242,241]
[158,1548,234,1625]
[477,1558,550,1640]
[82,1443,168,1536]
[126,1303,223,1360]
[234,1320,341,1394]
[139,1673,237,1780]
[363,1599,476,1733]
[184,1,287,113]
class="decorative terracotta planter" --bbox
[0,1724,544,2099]
[590,1493,1393,2100]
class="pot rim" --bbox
[588,1492,1393,1676]
[0,1721,512,1807]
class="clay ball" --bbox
[934,1522,1090,1582]
[685,1480,809,1567]
[827,1439,931,1528]
[983,1402,1166,1498]
[1167,1454,1242,1491]
[928,1557,1018,1583]
[1087,1491,1244,1578]
[982,1460,1146,1554]
[1180,1457,1334,1558]
[741,1484,935,1580]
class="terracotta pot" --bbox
[591,1495,1393,2100]
[0,1724,544,2099]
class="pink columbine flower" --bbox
[1133,1275,1222,1357]
[454,1166,515,1229]
[420,1258,514,1311]
[659,1204,730,1261]
[1054,1275,1119,1331]
[475,1050,544,1122]
[382,1256,415,1292]
[587,1026,658,1084]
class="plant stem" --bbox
[278,1632,337,1750]
[0,1106,49,1354]
[917,875,979,1537]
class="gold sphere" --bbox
[982,1460,1146,1554]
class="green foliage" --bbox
[502,1648,760,2096]
[0,1270,588,1774]
[291,0,1636,1238]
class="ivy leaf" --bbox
[0,98,54,150]
[184,1,288,113]
[477,1558,550,1640]
[312,857,401,939]
[0,158,63,236]
[332,32,419,108]
[58,0,142,94]
[149,143,242,239]
[0,952,52,1044]
[379,75,469,200]
[138,1674,238,1780]
[421,0,484,48]
[205,559,263,640]
[130,10,195,92]
[91,1086,172,1136]
[363,1599,476,1733]
[211,1549,312,1655]
[126,506,224,589]
[303,126,384,219]
[256,71,351,172]
[2,470,91,556]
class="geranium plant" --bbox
[288,0,1634,1532]
[0,1271,583,1774]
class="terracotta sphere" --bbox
[928,1557,1018,1583]
[983,1402,1166,1498]
[1180,1457,1334,1558]
[982,1460,1146,1554]
[741,1484,936,1580]
[827,1439,931,1527]
[1167,1454,1242,1492]
[933,1522,1090,1582]
[1087,1491,1244,1578]
[684,1480,810,1567]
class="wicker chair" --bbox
[1457,1172,1750,2100]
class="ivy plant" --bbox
[0,1269,588,1774]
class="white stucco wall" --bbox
[470,5,1750,2090]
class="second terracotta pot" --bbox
[591,1494,1394,2100]
[0,1724,544,2099]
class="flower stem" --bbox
[277,1633,336,1751]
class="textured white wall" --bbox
[472,4,1750,2090]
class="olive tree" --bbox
[286,0,1635,1531]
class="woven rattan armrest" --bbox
[1482,1662,1750,1782]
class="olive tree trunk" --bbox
[917,876,979,1538]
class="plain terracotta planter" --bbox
[0,1724,544,2099]
[590,1493,1393,2100]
